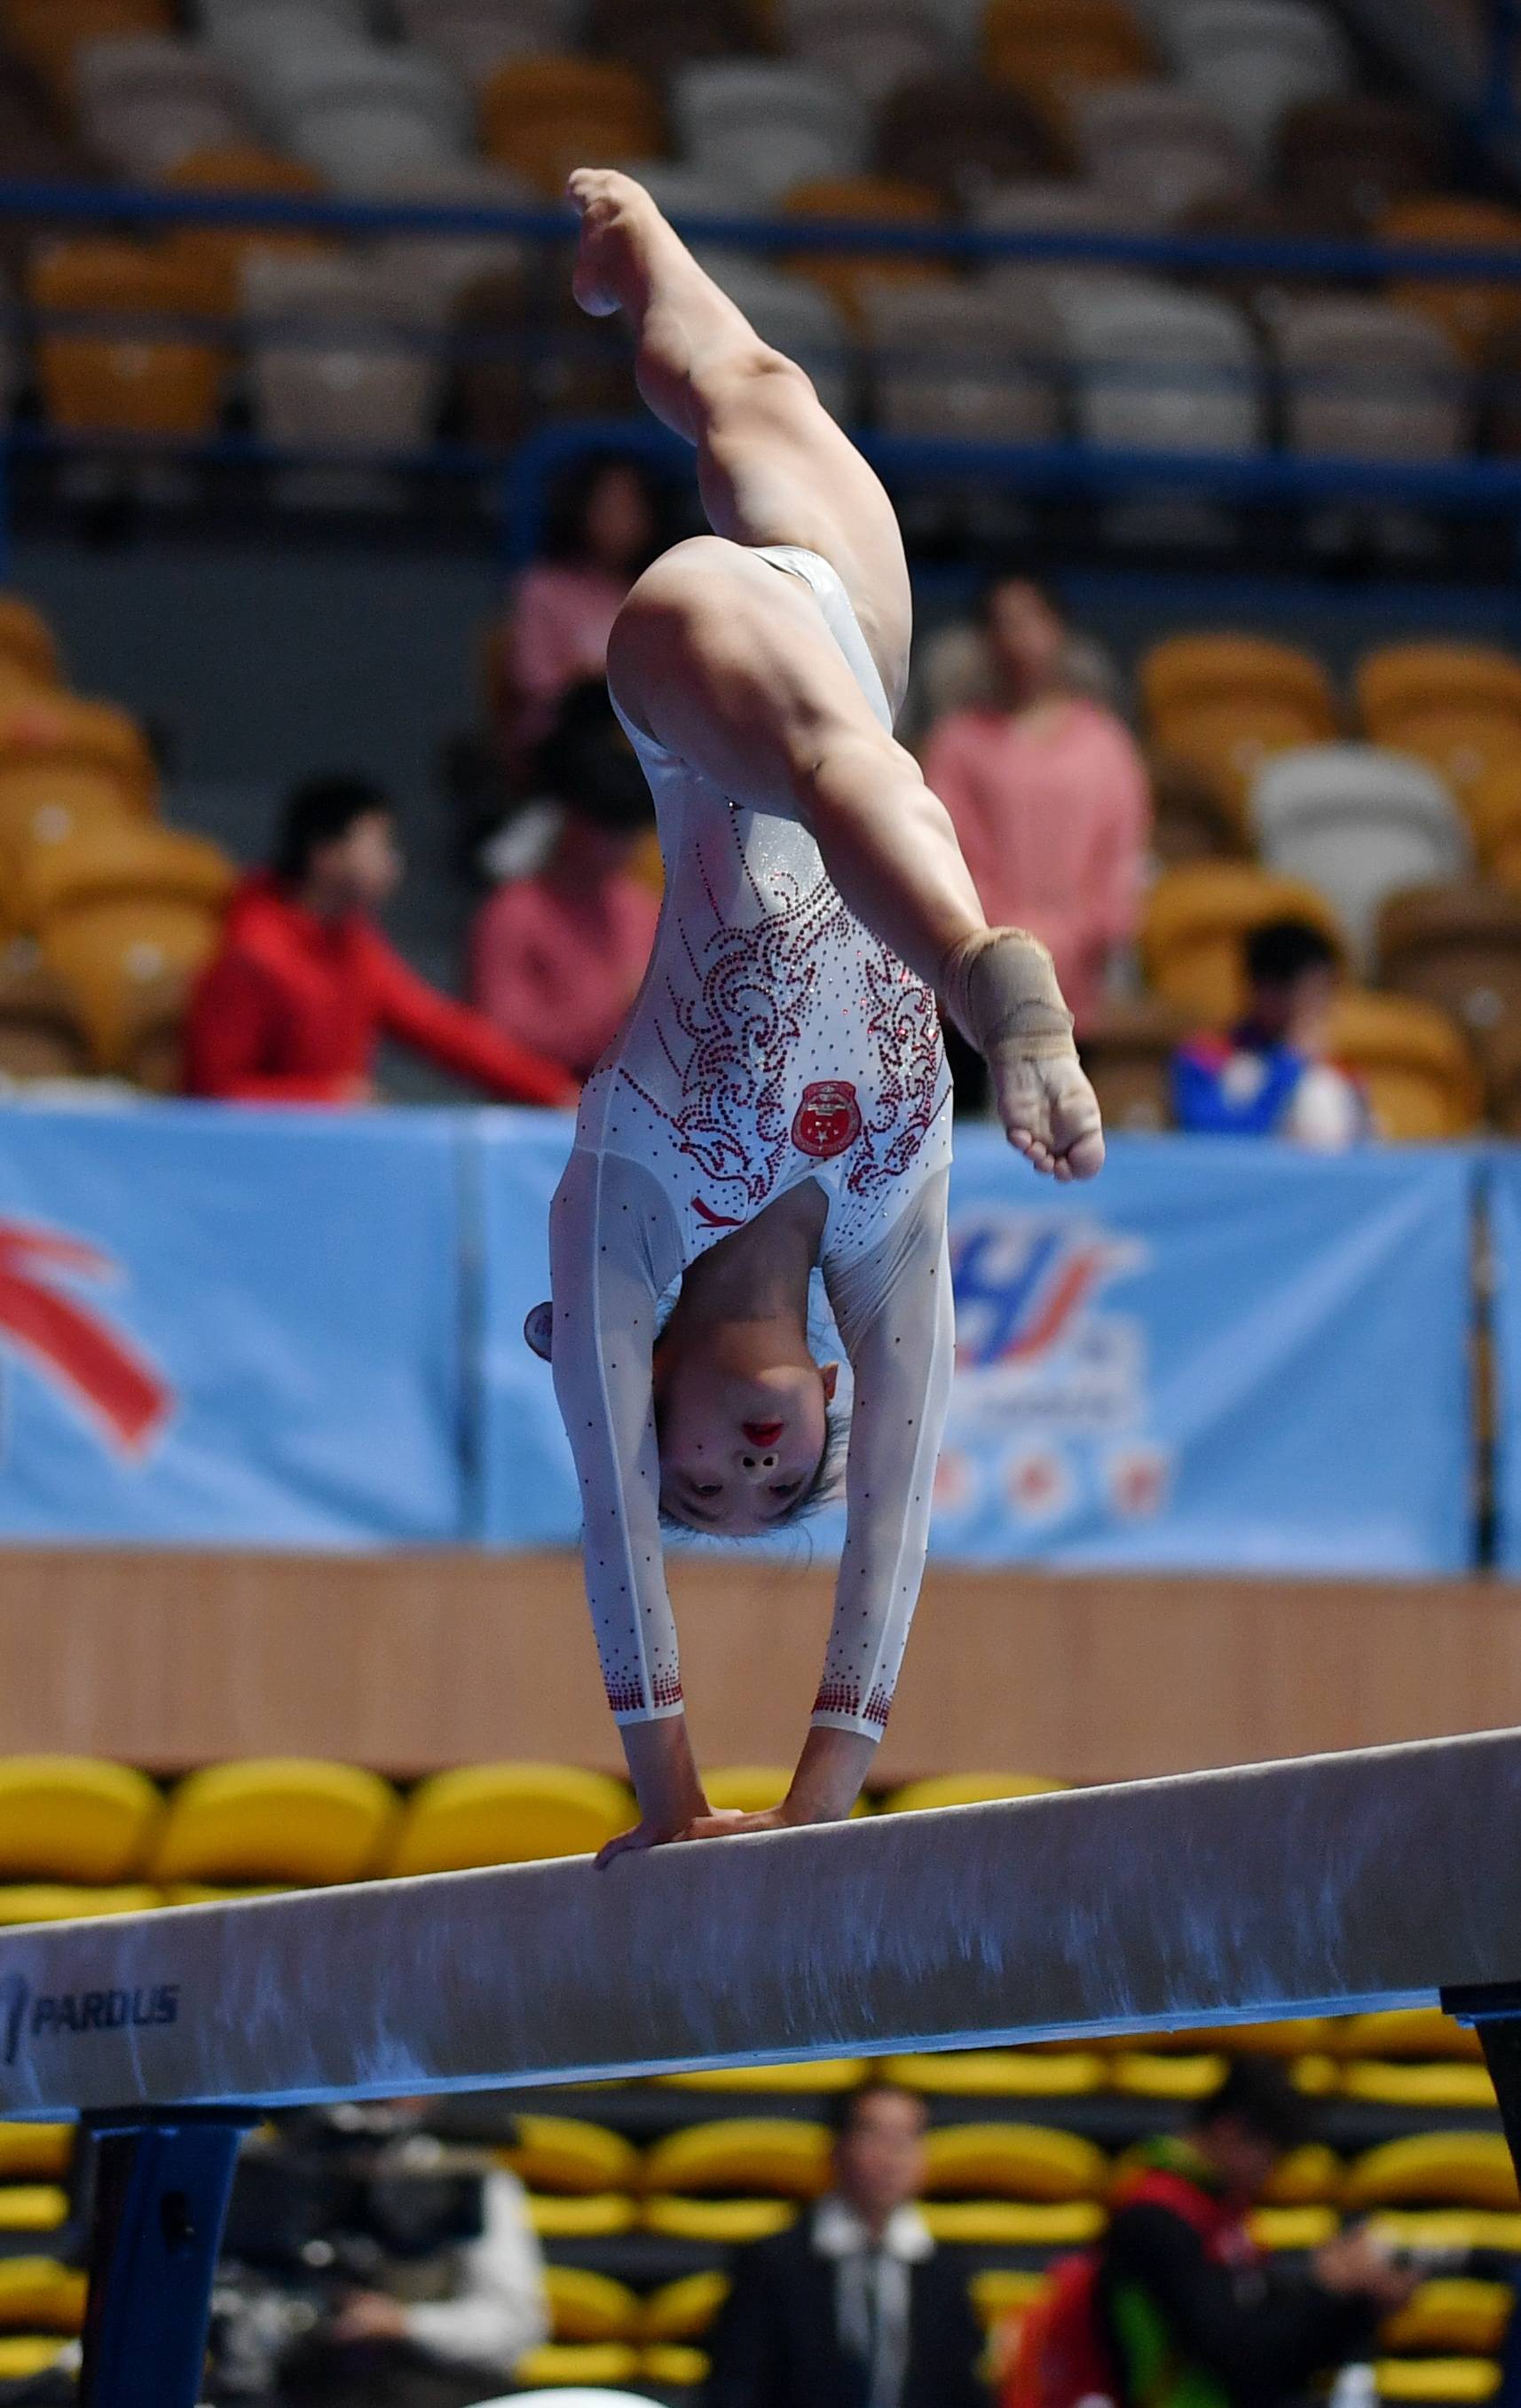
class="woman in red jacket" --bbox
[185,776,577,1107]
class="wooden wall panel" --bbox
[4,1551,1521,1782]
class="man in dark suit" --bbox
[703,2080,988,2408]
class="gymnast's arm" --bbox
[548,1142,708,1845]
[809,1170,956,1806]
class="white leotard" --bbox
[548,544,955,1743]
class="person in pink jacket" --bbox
[470,679,660,1083]
[921,578,1151,1104]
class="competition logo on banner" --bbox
[0,1219,172,1461]
[941,1201,1170,1541]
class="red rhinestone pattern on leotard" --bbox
[619,810,943,1222]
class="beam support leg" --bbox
[1442,1985,1521,2183]
[79,2109,258,2408]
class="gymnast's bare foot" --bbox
[568,166,658,319]
[943,928,1106,1183]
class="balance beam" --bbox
[8,1726,1521,2408]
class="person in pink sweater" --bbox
[920,579,1151,1102]
[471,679,660,1084]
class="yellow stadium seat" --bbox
[0,946,91,1081]
[644,2341,711,2385]
[506,2116,641,2196]
[1373,2212,1521,2254]
[0,1886,163,1926]
[1375,2360,1501,2404]
[643,2273,730,2343]
[644,2196,800,2242]
[1185,2019,1339,2057]
[1142,633,1337,731]
[0,599,60,699]
[1465,760,1521,876]
[1336,2011,1485,2063]
[881,1772,1067,1813]
[1383,194,1521,360]
[0,2341,70,2380]
[387,1763,634,1873]
[0,2192,69,2234]
[543,2264,640,2342]
[660,2061,865,2093]
[479,56,664,194]
[151,1760,399,1888]
[0,2130,71,2185]
[1383,2282,1512,2357]
[524,2193,637,2238]
[1141,864,1348,1025]
[514,2343,644,2388]
[699,1765,869,1818]
[972,2267,1049,2332]
[1259,2144,1345,2207]
[784,176,947,324]
[643,2119,831,2199]
[883,2049,1106,2098]
[0,1757,161,1883]
[1327,989,1483,1140]
[923,2199,1108,2246]
[0,2261,85,2333]
[1249,2206,1340,2251]
[1107,2053,1230,2100]
[923,2122,1107,2201]
[29,240,228,438]
[1347,2136,1520,2215]
[1343,2063,1496,2111]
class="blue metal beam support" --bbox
[79,2112,256,2408]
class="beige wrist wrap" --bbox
[941,928,1077,1063]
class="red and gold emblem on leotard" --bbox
[791,1079,863,1160]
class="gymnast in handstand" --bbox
[537,170,1104,1859]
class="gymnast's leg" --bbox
[569,169,1104,1180]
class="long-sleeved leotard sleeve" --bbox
[815,1169,955,1740]
[551,1149,955,1748]
[549,1142,688,1722]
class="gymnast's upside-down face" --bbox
[652,1325,840,1536]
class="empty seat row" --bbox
[0,1757,1068,1909]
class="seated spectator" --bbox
[1004,2060,1417,2408]
[213,2098,548,2408]
[470,681,659,1083]
[704,2078,987,2408]
[1171,918,1370,1148]
[920,579,1151,1095]
[484,454,668,778]
[184,776,575,1106]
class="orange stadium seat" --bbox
[28,820,234,1072]
[1147,754,1249,866]
[983,0,1155,99]
[1381,194,1521,360]
[29,239,229,438]
[1376,879,1521,1085]
[163,146,332,298]
[1357,642,1521,816]
[479,56,665,194]
[1141,634,1338,822]
[1141,863,1348,1024]
[0,952,91,1085]
[0,598,60,700]
[1325,989,1483,1141]
[1078,997,1188,1133]
[783,174,947,324]
[1,0,171,109]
